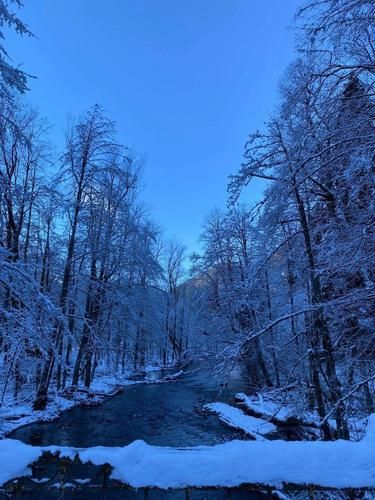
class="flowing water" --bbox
[11,361,250,447]
[9,361,269,499]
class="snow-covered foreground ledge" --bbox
[1,414,375,491]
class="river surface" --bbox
[9,361,269,499]
[12,362,249,447]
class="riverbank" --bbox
[0,366,184,439]
[206,388,370,442]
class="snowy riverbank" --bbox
[204,402,276,440]
[204,387,372,446]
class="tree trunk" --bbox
[293,180,349,439]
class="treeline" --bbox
[0,97,201,410]
[0,3,206,411]
[1,0,374,433]
[192,0,374,439]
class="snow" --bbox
[205,402,276,439]
[0,439,41,486]
[235,392,317,426]
[363,414,375,442]
[235,393,371,440]
[0,397,77,438]
[0,438,371,489]
[0,414,374,490]
[161,370,184,381]
[143,362,179,373]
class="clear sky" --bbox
[7,0,301,252]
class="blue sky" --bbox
[7,0,301,252]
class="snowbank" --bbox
[0,414,374,490]
[205,402,276,439]
[0,396,78,438]
[236,393,317,427]
[162,370,184,381]
[0,439,42,486]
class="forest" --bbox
[0,0,374,498]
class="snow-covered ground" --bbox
[205,402,276,439]
[0,396,79,439]
[236,392,370,440]
[236,392,307,424]
[0,414,374,490]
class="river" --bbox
[9,361,269,499]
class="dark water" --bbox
[8,362,270,499]
[11,362,248,447]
